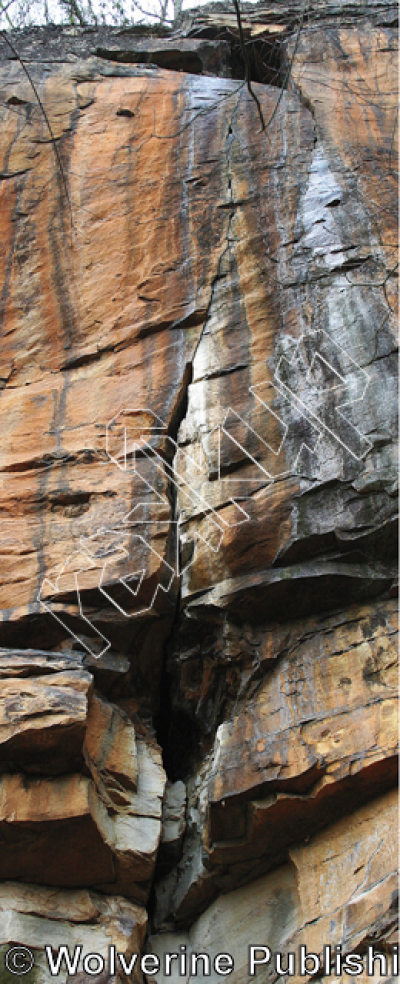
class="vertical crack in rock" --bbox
[151,95,244,869]
[189,89,242,371]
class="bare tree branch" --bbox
[59,0,87,26]
[231,0,307,136]
[0,29,73,224]
[231,0,266,130]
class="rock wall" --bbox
[0,2,398,982]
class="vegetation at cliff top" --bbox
[1,0,212,30]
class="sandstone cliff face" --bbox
[0,2,397,981]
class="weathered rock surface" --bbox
[0,1,397,979]
[0,649,92,772]
[148,788,398,982]
[0,650,166,904]
[155,596,398,928]
[0,2,397,646]
[157,780,187,878]
[0,883,147,983]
